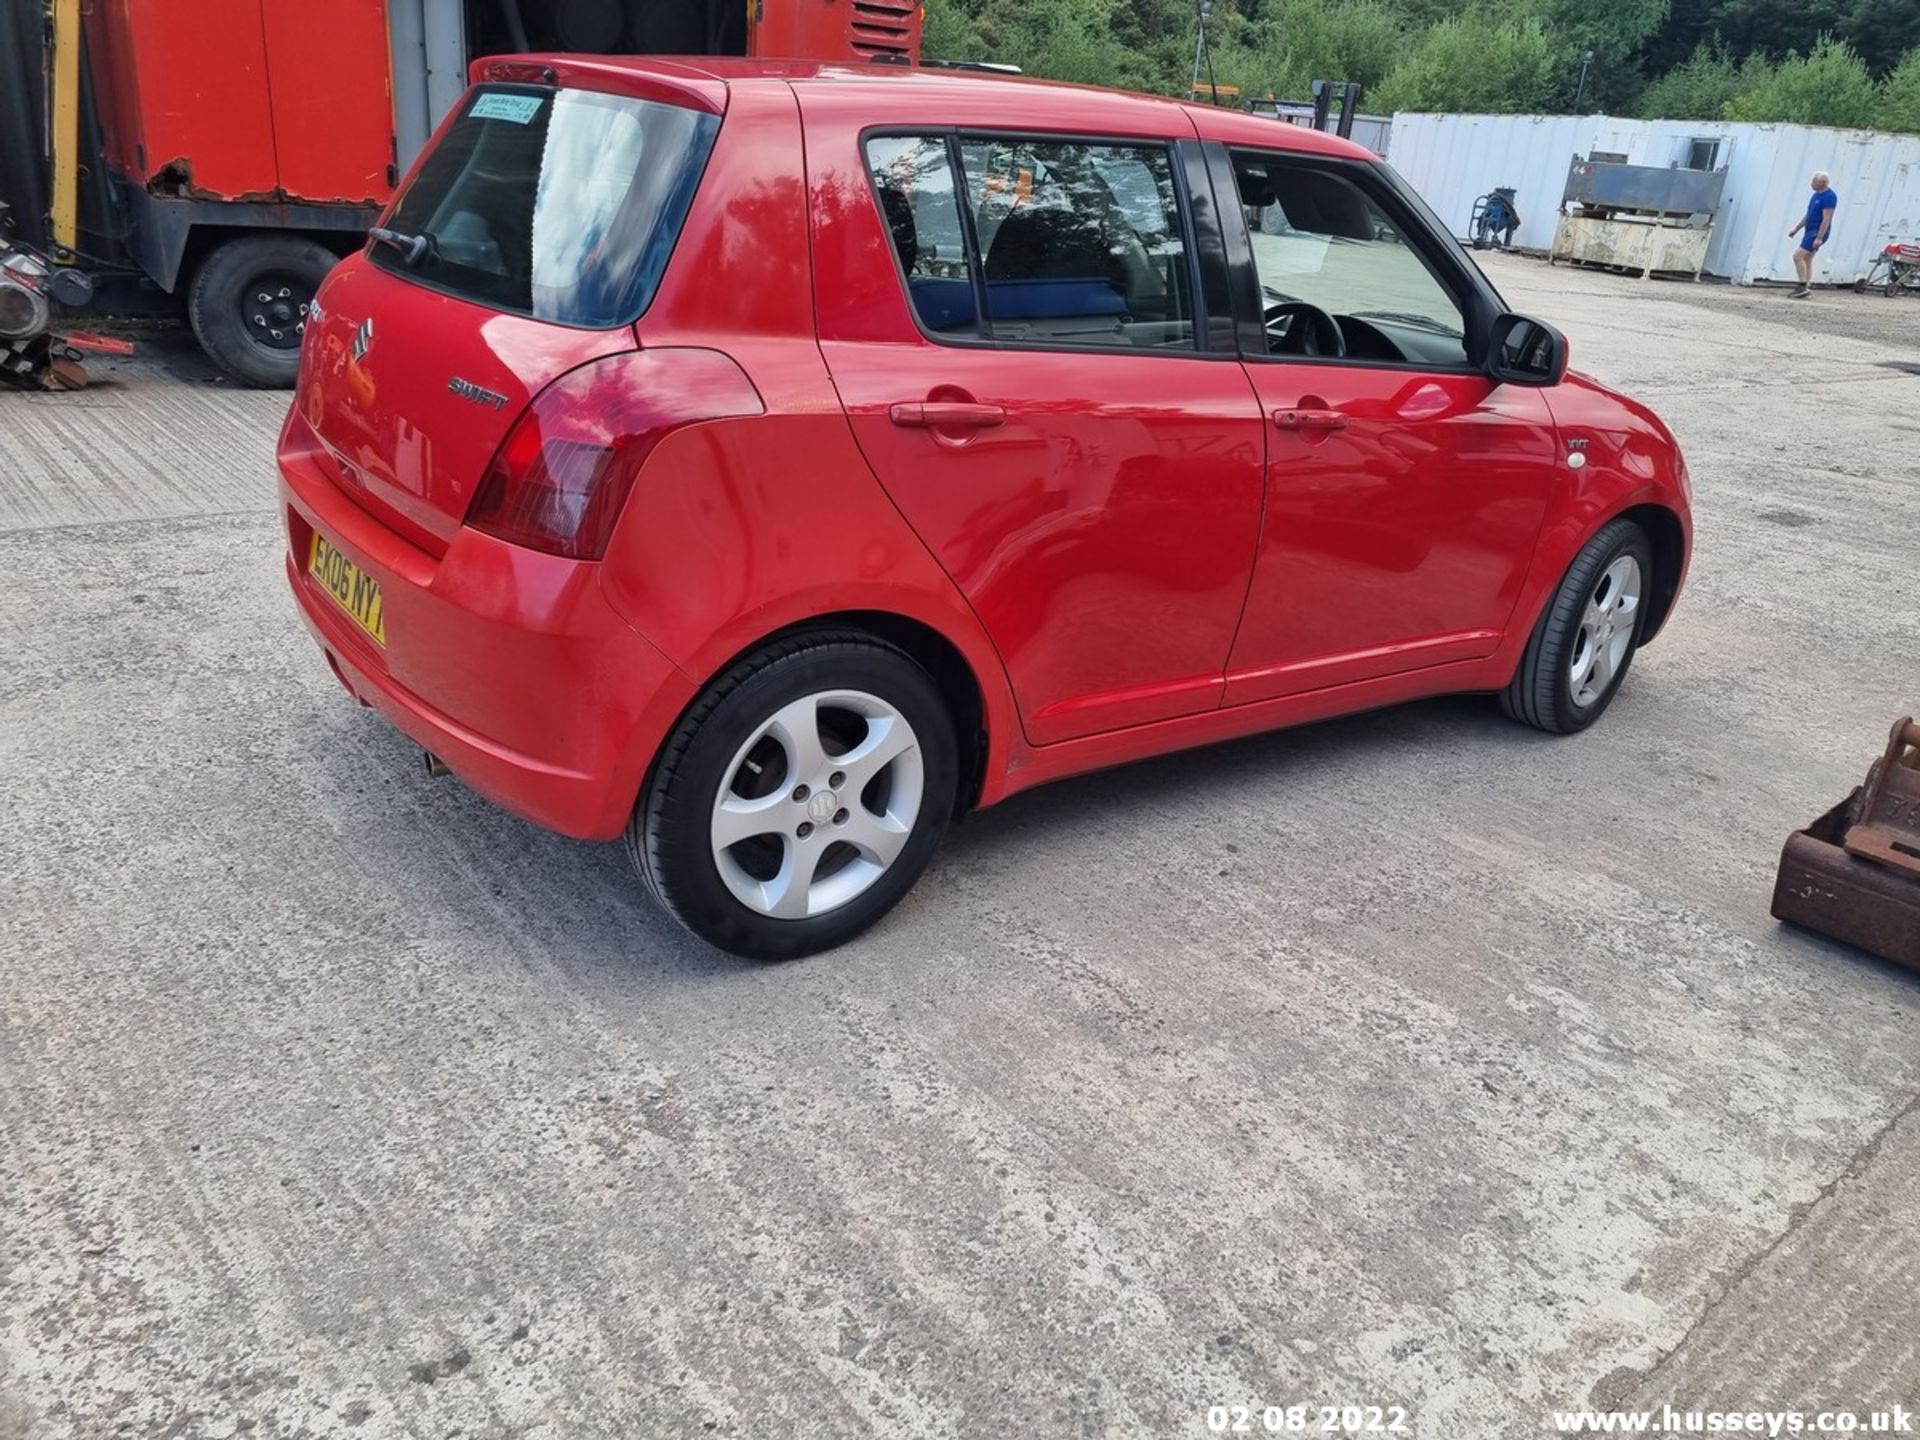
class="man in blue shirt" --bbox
[1788,171,1836,298]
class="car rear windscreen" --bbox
[370,85,719,327]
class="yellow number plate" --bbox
[308,531,386,646]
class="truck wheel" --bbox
[187,235,336,388]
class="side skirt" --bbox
[981,655,1510,806]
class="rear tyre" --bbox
[187,235,335,388]
[628,633,958,960]
[1501,518,1653,735]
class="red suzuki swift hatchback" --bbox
[280,57,1692,959]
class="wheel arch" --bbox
[764,611,991,814]
[1494,483,1691,688]
[640,608,1003,822]
[1614,501,1687,646]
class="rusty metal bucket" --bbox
[1772,716,1920,969]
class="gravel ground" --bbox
[2,251,1916,1440]
[1559,258,1920,352]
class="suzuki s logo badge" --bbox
[350,317,374,362]
[447,376,510,411]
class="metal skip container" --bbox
[1772,716,1920,969]
[1551,157,1728,280]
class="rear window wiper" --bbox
[368,226,435,267]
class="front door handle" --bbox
[1272,407,1348,432]
[889,401,1007,429]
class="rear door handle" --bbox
[889,401,1007,429]
[1272,407,1348,432]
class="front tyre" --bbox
[1502,518,1653,735]
[628,633,958,960]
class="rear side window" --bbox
[372,85,719,327]
[864,134,1197,351]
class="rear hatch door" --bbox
[295,81,722,554]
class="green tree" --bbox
[1841,0,1920,74]
[1106,0,1209,91]
[1371,7,1559,111]
[1878,44,1920,127]
[1537,0,1669,110]
[1639,41,1770,115]
[1212,0,1408,99]
[1637,0,1718,75]
[922,0,1138,85]
[1724,33,1879,124]
[1710,0,1847,61]
[921,0,1915,122]
[1382,0,1471,25]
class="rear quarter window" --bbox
[371,85,719,328]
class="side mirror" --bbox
[1485,312,1568,386]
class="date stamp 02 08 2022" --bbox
[1207,1403,1412,1435]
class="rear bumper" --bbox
[279,426,697,841]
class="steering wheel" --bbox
[1263,300,1346,358]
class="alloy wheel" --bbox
[1568,554,1642,710]
[710,690,925,920]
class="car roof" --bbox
[484,54,1377,161]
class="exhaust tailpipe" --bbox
[423,751,450,779]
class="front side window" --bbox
[864,134,1196,350]
[1230,153,1469,368]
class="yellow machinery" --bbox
[48,0,80,259]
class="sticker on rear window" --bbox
[469,93,544,124]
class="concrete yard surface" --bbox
[2,259,1917,1439]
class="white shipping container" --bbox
[1385,111,1920,286]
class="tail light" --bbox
[466,349,763,560]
